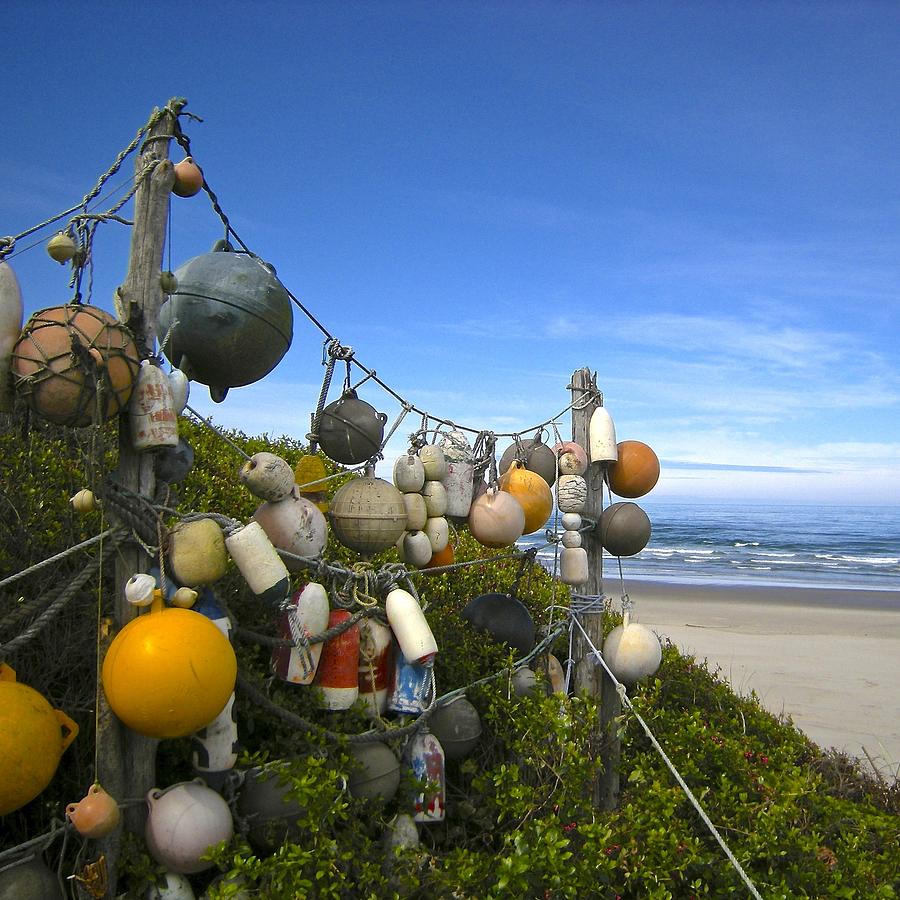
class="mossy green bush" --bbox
[1,416,897,898]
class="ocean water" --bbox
[520,502,900,592]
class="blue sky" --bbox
[2,1,898,504]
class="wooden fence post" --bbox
[96,98,183,894]
[570,367,620,811]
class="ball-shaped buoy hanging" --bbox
[157,242,293,401]
[318,390,387,465]
[145,781,234,874]
[172,157,204,197]
[348,743,401,801]
[498,435,558,487]
[11,304,140,426]
[555,441,588,476]
[0,858,65,900]
[600,501,651,557]
[101,606,237,739]
[428,697,482,760]
[0,666,78,815]
[467,488,525,548]
[461,592,535,656]
[499,461,553,535]
[253,488,328,570]
[237,766,305,855]
[603,623,662,687]
[329,475,407,555]
[607,440,660,498]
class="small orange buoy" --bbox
[607,440,660,499]
[172,157,204,197]
[426,541,455,569]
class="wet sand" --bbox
[620,580,900,777]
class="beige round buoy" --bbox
[169,518,227,586]
[603,622,662,687]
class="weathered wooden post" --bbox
[570,366,620,811]
[97,98,184,892]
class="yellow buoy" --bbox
[498,461,553,535]
[0,664,78,815]
[101,595,236,739]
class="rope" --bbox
[569,615,764,900]
[0,528,119,592]
[0,99,185,260]
[0,536,122,659]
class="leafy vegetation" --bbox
[1,414,897,898]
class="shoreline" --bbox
[608,579,900,776]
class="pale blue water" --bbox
[520,502,900,592]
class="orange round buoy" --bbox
[11,304,140,426]
[172,157,204,197]
[607,440,660,499]
[499,462,553,535]
[426,541,455,569]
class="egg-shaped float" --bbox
[158,242,292,401]
[101,602,237,739]
[11,304,139,426]
[607,440,660,498]
[599,501,651,557]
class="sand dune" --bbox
[616,580,900,778]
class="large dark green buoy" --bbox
[158,242,293,401]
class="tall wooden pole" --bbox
[97,99,183,893]
[570,367,620,811]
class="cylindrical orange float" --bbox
[314,610,360,710]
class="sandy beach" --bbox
[620,580,900,777]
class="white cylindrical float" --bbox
[589,406,617,463]
[191,693,238,790]
[129,360,179,451]
[410,728,445,823]
[440,428,474,520]
[385,588,438,665]
[225,521,290,604]
[272,582,330,685]
[0,260,24,413]
[560,546,589,585]
[358,620,393,717]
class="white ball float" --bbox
[603,622,662,687]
